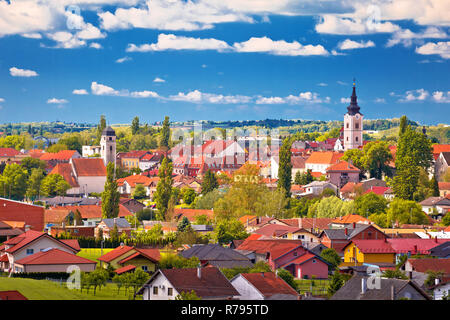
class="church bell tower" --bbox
[343,80,363,150]
[100,126,116,166]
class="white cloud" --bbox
[432,91,450,103]
[169,90,252,104]
[256,92,329,105]
[46,31,86,49]
[387,27,448,47]
[399,89,429,102]
[415,41,450,59]
[340,97,351,103]
[130,90,159,98]
[127,33,231,52]
[233,36,329,56]
[315,15,400,35]
[255,96,285,104]
[337,81,348,86]
[374,98,386,103]
[90,42,102,49]
[9,67,38,77]
[21,33,42,39]
[338,39,375,50]
[116,56,132,63]
[317,83,328,87]
[72,89,88,95]
[0,98,4,103]
[153,77,165,83]
[47,98,68,104]
[91,82,120,96]
[90,82,160,99]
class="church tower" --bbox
[343,81,363,150]
[100,126,116,166]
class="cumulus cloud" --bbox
[315,14,400,35]
[399,89,429,102]
[432,91,450,103]
[153,77,165,83]
[415,41,450,59]
[169,90,252,104]
[387,27,448,47]
[130,90,159,98]
[90,42,102,49]
[374,98,386,103]
[0,98,4,103]
[21,33,42,39]
[255,92,330,105]
[338,39,375,50]
[72,89,88,95]
[91,82,160,98]
[45,31,87,49]
[47,98,68,104]
[9,67,38,77]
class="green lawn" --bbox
[77,248,114,264]
[0,277,137,300]
[295,279,329,296]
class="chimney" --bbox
[434,236,438,243]
[352,222,356,229]
[361,278,367,295]
[408,271,413,279]
[197,266,202,279]
[414,245,418,254]
[391,285,395,300]
[344,228,348,236]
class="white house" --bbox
[82,145,101,157]
[432,281,450,300]
[301,181,338,197]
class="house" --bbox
[230,272,300,300]
[329,214,372,228]
[97,244,160,272]
[301,181,338,197]
[0,291,28,300]
[95,218,132,239]
[48,225,95,238]
[420,197,450,219]
[82,145,102,157]
[136,266,239,300]
[0,220,24,242]
[343,239,396,265]
[280,217,334,234]
[326,160,360,188]
[13,248,96,273]
[117,174,153,197]
[339,178,387,200]
[430,280,450,300]
[305,151,344,174]
[139,152,162,171]
[120,198,145,213]
[240,216,289,233]
[387,238,448,263]
[41,196,100,207]
[40,150,81,169]
[50,158,107,195]
[0,148,21,164]
[429,241,450,258]
[320,223,388,255]
[291,156,308,181]
[330,274,431,300]
[0,230,81,273]
[435,151,450,181]
[172,174,202,194]
[0,198,45,232]
[180,244,253,268]
[172,208,214,223]
[253,224,321,243]
[120,150,152,170]
[439,182,450,198]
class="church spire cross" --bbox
[347,79,361,115]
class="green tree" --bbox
[177,216,191,232]
[399,115,408,136]
[132,184,147,200]
[382,269,408,280]
[131,116,140,135]
[26,168,45,200]
[158,253,200,269]
[154,157,173,220]
[277,138,292,197]
[276,268,297,290]
[20,157,47,175]
[327,271,344,297]
[59,136,82,154]
[160,116,170,149]
[294,171,302,185]
[386,198,429,226]
[430,175,440,197]
[362,141,393,179]
[442,213,450,227]
[355,192,388,217]
[39,173,70,197]
[181,187,196,205]
[396,125,433,170]
[201,170,219,195]
[321,248,341,270]
[47,143,69,153]
[0,163,28,200]
[175,290,201,300]
[214,219,248,244]
[194,189,224,209]
[342,148,365,171]
[393,155,420,200]
[101,162,120,219]
[96,115,107,144]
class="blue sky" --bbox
[0,0,449,125]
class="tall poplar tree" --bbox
[101,162,120,219]
[160,116,170,149]
[131,116,140,135]
[277,138,292,197]
[154,157,173,220]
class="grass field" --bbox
[77,248,114,264]
[0,277,136,300]
[295,279,329,296]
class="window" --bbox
[168,288,173,296]
[346,123,349,129]
[346,137,349,141]
[153,286,158,295]
[356,136,359,142]
[110,146,113,151]
[355,123,359,129]
[142,266,148,271]
[293,252,298,257]
[109,137,112,141]
[312,259,316,263]
[26,249,34,255]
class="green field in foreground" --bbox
[77,248,114,264]
[0,277,137,300]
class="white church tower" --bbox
[100,126,116,166]
[343,81,363,150]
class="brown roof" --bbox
[44,209,70,224]
[72,158,106,176]
[281,218,333,231]
[239,272,299,298]
[291,156,308,169]
[236,239,304,255]
[50,163,79,188]
[158,267,239,298]
[407,258,450,274]
[0,148,21,157]
[438,182,450,190]
[98,245,135,263]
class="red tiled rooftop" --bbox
[0,148,20,157]
[305,151,343,164]
[115,264,136,274]
[0,291,28,300]
[350,239,396,253]
[332,214,371,224]
[326,160,360,172]
[40,150,78,161]
[240,272,299,298]
[72,158,106,176]
[15,248,95,265]
[50,163,79,188]
[98,245,135,263]
[407,258,450,274]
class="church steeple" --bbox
[347,79,362,116]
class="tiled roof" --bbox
[420,197,450,206]
[117,174,152,187]
[4,230,79,254]
[60,239,81,251]
[15,248,95,265]
[118,248,160,264]
[115,264,136,274]
[181,244,250,262]
[1,221,26,229]
[0,291,28,300]
[438,182,450,190]
[340,182,363,193]
[40,150,78,161]
[407,258,450,274]
[50,204,133,219]
[291,156,308,169]
[101,218,131,229]
[98,245,135,263]
[281,252,321,266]
[253,224,303,238]
[239,272,299,298]
[332,214,371,224]
[350,239,396,253]
[158,267,239,298]
[305,151,343,165]
[0,198,45,231]
[72,158,106,176]
[0,148,20,157]
[433,145,450,159]
[44,209,70,224]
[387,239,448,254]
[326,160,360,172]
[281,218,333,231]
[173,208,214,222]
[121,150,151,159]
[237,239,303,256]
[363,186,391,195]
[49,163,79,188]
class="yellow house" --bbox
[97,245,160,273]
[343,240,396,265]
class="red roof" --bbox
[60,239,80,251]
[40,150,78,161]
[332,214,371,224]
[173,208,214,222]
[0,291,28,300]
[280,218,333,231]
[98,245,135,263]
[50,204,132,219]
[253,224,303,238]
[433,145,450,159]
[239,272,299,298]
[115,264,136,274]
[117,174,152,187]
[72,158,106,176]
[122,150,151,159]
[407,258,450,274]
[0,148,20,157]
[350,239,396,253]
[305,151,343,165]
[0,198,45,231]
[387,239,447,254]
[0,254,8,262]
[281,252,319,266]
[15,248,95,265]
[118,248,160,264]
[364,186,390,196]
[326,160,360,172]
[438,182,450,190]
[50,163,79,188]
[4,230,79,254]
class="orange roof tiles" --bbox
[115,264,136,274]
[407,258,450,274]
[50,163,79,187]
[433,145,450,159]
[326,160,360,172]
[117,174,152,187]
[173,208,214,222]
[40,150,78,161]
[438,182,450,190]
[332,214,371,224]
[0,148,21,157]
[0,198,45,231]
[305,151,344,165]
[72,158,106,176]
[49,204,133,219]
